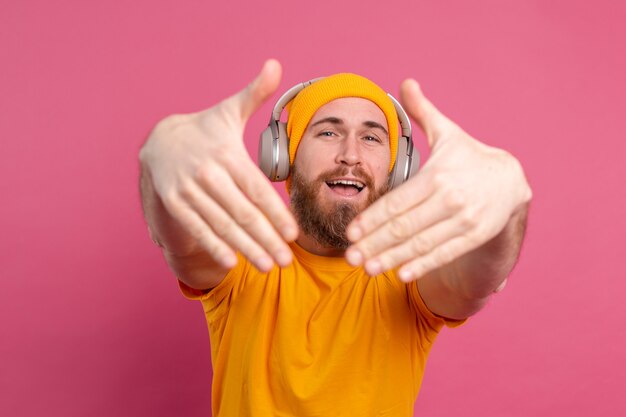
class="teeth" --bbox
[328,180,365,189]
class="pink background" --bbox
[1,1,625,415]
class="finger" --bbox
[346,190,456,265]
[360,216,467,276]
[396,235,481,282]
[161,194,237,269]
[225,156,299,241]
[237,58,282,122]
[346,174,436,242]
[399,79,456,144]
[183,181,283,271]
[197,161,296,264]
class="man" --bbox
[139,59,531,416]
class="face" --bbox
[290,97,391,250]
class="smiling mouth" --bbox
[325,179,365,196]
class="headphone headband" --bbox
[271,78,324,121]
[258,77,420,187]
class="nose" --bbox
[335,134,361,166]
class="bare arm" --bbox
[139,60,298,290]
[345,79,532,319]
[417,203,529,319]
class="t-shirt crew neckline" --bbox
[290,241,359,272]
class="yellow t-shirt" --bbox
[180,242,463,417]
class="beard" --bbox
[290,165,389,250]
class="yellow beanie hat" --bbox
[286,73,398,172]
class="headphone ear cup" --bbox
[407,142,420,180]
[388,136,410,190]
[388,135,420,189]
[258,121,290,181]
[259,124,276,179]
[274,122,290,181]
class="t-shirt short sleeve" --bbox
[177,252,251,321]
[178,279,211,300]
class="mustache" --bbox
[315,165,375,189]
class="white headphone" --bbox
[258,78,420,189]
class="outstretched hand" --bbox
[345,79,531,282]
[140,60,298,273]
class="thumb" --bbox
[237,59,282,122]
[399,79,454,145]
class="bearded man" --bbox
[139,59,531,416]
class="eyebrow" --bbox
[363,120,388,136]
[310,117,389,136]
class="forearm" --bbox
[417,203,529,320]
[164,248,231,290]
[443,202,529,301]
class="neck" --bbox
[296,233,347,257]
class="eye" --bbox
[363,135,382,143]
[318,131,336,137]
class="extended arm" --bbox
[139,60,298,290]
[417,201,529,319]
[345,80,532,319]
